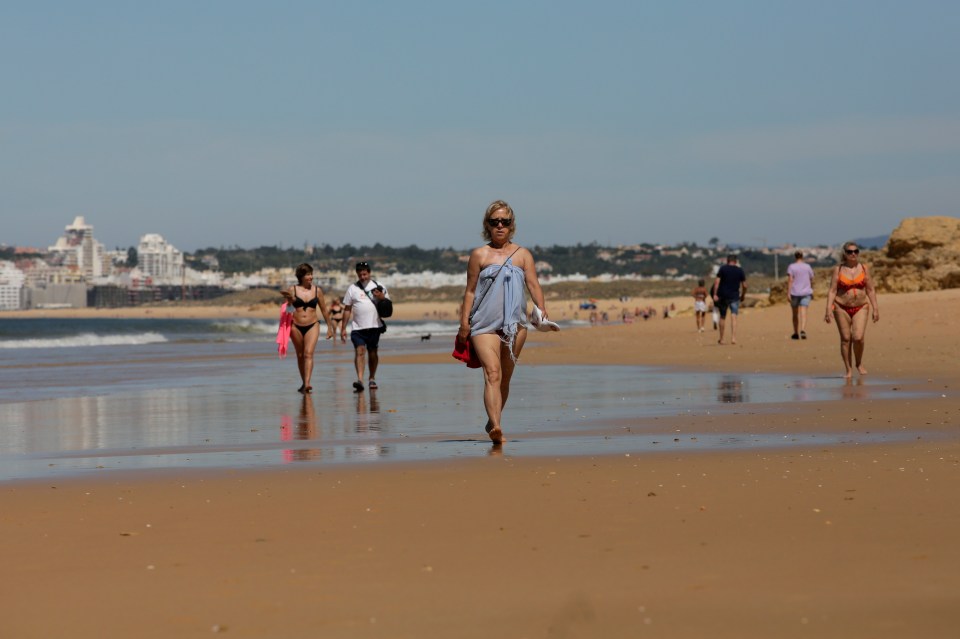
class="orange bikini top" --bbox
[837,266,866,294]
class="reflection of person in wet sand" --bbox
[281,394,321,462]
[458,200,551,445]
[841,378,867,401]
[717,375,747,403]
[824,242,880,378]
[296,393,317,440]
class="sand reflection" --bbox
[717,375,748,403]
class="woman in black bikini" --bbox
[327,299,345,342]
[280,263,334,393]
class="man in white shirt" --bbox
[341,261,390,392]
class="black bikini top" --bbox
[292,285,319,310]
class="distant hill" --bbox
[851,234,888,250]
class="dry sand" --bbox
[2,289,959,638]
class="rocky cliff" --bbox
[871,216,960,292]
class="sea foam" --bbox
[0,332,169,349]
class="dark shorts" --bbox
[350,328,382,351]
[716,298,740,318]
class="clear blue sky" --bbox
[3,1,958,252]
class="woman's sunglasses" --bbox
[487,218,513,228]
[845,249,860,255]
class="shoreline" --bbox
[0,294,703,322]
[2,288,959,637]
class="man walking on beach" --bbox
[787,250,815,340]
[712,254,747,345]
[341,261,390,392]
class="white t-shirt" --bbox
[343,280,390,330]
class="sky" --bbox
[2,1,959,253]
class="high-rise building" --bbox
[138,233,184,284]
[0,261,26,310]
[47,216,107,280]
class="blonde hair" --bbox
[482,200,516,242]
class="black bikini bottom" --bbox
[294,322,319,336]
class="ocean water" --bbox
[0,317,920,481]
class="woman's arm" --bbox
[863,264,880,322]
[520,247,547,313]
[824,267,839,323]
[458,248,483,341]
[340,288,352,340]
[280,286,295,303]
[316,287,334,339]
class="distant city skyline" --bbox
[6,213,888,255]
[3,2,959,252]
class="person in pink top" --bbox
[786,251,815,340]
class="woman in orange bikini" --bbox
[824,242,880,378]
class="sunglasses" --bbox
[355,261,370,270]
[487,217,513,228]
[844,249,860,255]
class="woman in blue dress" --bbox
[457,200,552,444]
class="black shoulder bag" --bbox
[361,280,392,333]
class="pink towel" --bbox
[277,302,293,358]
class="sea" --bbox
[0,317,920,481]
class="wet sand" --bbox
[2,289,959,638]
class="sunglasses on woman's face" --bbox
[487,218,513,228]
[845,249,860,255]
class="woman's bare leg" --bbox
[850,306,870,375]
[473,333,506,443]
[301,324,320,391]
[498,327,526,412]
[833,308,854,378]
[290,328,307,390]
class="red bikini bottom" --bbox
[835,303,866,318]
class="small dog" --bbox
[420,333,431,342]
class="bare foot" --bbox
[844,369,853,379]
[484,420,493,434]
[717,340,724,345]
[857,365,868,375]
[731,339,737,345]
[488,427,504,444]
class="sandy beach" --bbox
[2,289,959,638]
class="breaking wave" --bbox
[0,332,169,349]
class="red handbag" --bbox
[452,336,481,368]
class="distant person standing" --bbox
[327,299,345,341]
[787,251,815,340]
[692,279,708,333]
[712,254,747,345]
[341,261,390,392]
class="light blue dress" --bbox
[469,257,527,361]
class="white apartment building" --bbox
[0,261,26,310]
[47,216,108,280]
[138,233,184,284]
